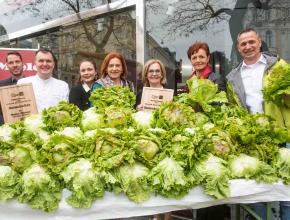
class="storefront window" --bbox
[145,0,290,91]
[0,8,136,87]
[0,0,118,38]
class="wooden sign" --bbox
[0,83,38,123]
[141,87,174,111]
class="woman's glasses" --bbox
[148,69,161,75]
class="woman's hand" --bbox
[136,104,144,111]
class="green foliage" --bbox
[90,86,136,112]
[229,154,278,183]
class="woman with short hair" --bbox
[186,41,225,92]
[92,52,134,91]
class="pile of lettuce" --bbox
[0,84,289,212]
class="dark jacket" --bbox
[0,77,18,87]
[69,84,91,111]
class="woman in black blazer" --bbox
[69,58,97,111]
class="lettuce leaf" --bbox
[188,153,229,199]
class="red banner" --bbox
[0,48,37,80]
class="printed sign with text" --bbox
[141,87,174,111]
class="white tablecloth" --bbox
[1,179,289,220]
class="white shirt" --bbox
[240,55,267,114]
[17,74,69,113]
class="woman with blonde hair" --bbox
[136,59,168,110]
[141,59,167,87]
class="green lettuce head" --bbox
[81,107,103,131]
[0,165,19,201]
[103,106,134,128]
[42,101,83,132]
[274,148,290,184]
[229,154,278,184]
[114,163,150,203]
[8,143,37,173]
[152,102,195,130]
[18,164,62,212]
[148,157,189,198]
[61,158,105,208]
[189,153,230,199]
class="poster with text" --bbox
[141,87,174,111]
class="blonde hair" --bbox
[142,59,167,87]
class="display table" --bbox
[1,179,289,220]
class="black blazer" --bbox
[69,84,91,111]
[0,77,17,87]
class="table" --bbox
[1,180,289,220]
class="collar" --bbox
[82,83,91,92]
[36,73,53,82]
[241,54,267,69]
[192,65,212,79]
[11,75,24,84]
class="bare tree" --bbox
[4,0,115,52]
[147,0,287,59]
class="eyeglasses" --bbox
[148,69,161,74]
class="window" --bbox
[265,30,272,48]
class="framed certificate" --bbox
[0,83,38,124]
[141,87,174,111]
